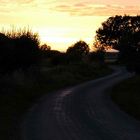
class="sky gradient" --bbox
[0,0,140,51]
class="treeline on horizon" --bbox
[0,28,103,74]
[0,15,140,74]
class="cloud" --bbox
[0,0,38,15]
[53,2,140,16]
[0,0,35,5]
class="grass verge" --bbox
[0,63,112,140]
[111,75,140,120]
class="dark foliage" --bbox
[88,50,105,63]
[95,15,140,73]
[40,43,51,51]
[66,40,90,62]
[13,32,40,69]
[0,33,14,73]
[40,50,68,65]
[49,51,68,65]
[0,30,41,73]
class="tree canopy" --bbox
[66,40,89,62]
[96,15,140,49]
[95,15,140,72]
[0,29,41,73]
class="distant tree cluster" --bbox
[95,15,140,73]
[0,24,123,74]
[0,27,100,74]
[0,29,41,73]
[66,40,90,63]
[40,40,90,65]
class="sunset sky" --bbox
[0,0,140,51]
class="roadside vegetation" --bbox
[0,28,111,140]
[111,75,140,120]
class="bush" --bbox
[0,28,41,73]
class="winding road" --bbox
[21,66,140,140]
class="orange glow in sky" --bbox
[0,0,140,51]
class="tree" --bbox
[40,43,51,51]
[0,33,14,73]
[39,43,51,60]
[12,31,41,69]
[95,15,140,73]
[66,40,90,62]
[0,29,41,73]
[96,15,140,49]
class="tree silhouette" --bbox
[13,31,40,69]
[40,43,51,51]
[0,29,41,73]
[66,40,89,62]
[0,33,14,73]
[95,15,140,73]
[96,15,140,49]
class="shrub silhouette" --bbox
[42,50,68,65]
[0,29,41,73]
[13,31,40,69]
[51,52,68,65]
[0,33,15,73]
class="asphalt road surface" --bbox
[21,66,140,140]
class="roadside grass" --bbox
[0,63,112,140]
[111,75,140,120]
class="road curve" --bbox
[21,66,140,140]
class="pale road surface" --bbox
[21,66,140,140]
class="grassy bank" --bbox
[111,75,140,120]
[0,63,112,140]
